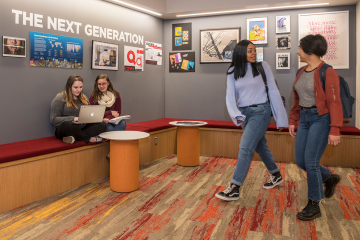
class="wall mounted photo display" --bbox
[124,45,144,71]
[276,15,290,33]
[30,31,83,68]
[91,40,119,70]
[169,51,195,72]
[3,36,26,57]
[172,23,192,51]
[276,52,290,69]
[256,47,263,62]
[299,11,349,69]
[247,17,267,44]
[200,28,240,63]
[276,35,291,49]
[145,41,162,65]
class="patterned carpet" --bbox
[1,155,360,240]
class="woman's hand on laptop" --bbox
[103,118,109,123]
[74,117,78,122]
[111,111,119,117]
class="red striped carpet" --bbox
[0,155,359,239]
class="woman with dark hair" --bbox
[290,34,342,221]
[215,40,288,201]
[50,74,107,143]
[90,74,126,132]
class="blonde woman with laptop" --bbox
[50,74,107,144]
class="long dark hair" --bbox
[227,40,259,80]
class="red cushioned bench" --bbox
[1,118,359,166]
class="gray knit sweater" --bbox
[50,93,89,128]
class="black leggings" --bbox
[55,121,107,143]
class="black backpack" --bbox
[296,64,355,123]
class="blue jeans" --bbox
[295,108,331,201]
[232,102,279,186]
[106,120,127,132]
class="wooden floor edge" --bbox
[0,142,109,169]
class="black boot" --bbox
[296,199,321,221]
[324,174,340,198]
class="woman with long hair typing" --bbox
[216,40,288,201]
[50,74,107,144]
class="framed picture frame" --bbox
[247,17,267,44]
[276,52,290,69]
[276,35,291,49]
[169,51,195,72]
[172,23,192,51]
[256,47,263,62]
[276,15,290,33]
[3,36,26,57]
[200,27,240,63]
[298,11,349,69]
[91,40,119,70]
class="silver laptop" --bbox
[75,105,106,124]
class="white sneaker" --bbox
[63,136,75,144]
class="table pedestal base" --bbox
[177,126,200,166]
[110,140,139,192]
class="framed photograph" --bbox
[3,36,26,57]
[299,11,349,69]
[91,40,118,70]
[200,28,240,63]
[276,15,290,33]
[276,35,291,49]
[276,52,290,69]
[172,23,192,51]
[169,52,195,72]
[247,17,267,44]
[256,47,263,62]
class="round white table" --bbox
[169,121,207,166]
[100,131,150,192]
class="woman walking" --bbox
[216,40,288,201]
[290,34,341,221]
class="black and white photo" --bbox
[276,52,290,69]
[276,35,291,49]
[200,28,240,63]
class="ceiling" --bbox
[104,0,357,19]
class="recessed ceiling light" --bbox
[113,0,162,16]
[176,3,329,17]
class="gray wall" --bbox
[0,0,164,145]
[164,5,357,126]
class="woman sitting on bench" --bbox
[90,74,126,132]
[50,74,107,144]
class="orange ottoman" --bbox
[170,121,207,166]
[100,131,149,192]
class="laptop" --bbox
[74,105,106,124]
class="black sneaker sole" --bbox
[263,179,284,189]
[215,193,239,201]
[325,175,340,198]
[296,212,321,221]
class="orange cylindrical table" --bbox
[170,121,207,166]
[99,131,150,192]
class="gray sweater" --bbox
[50,93,89,128]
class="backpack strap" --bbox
[256,62,270,103]
[319,63,331,92]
